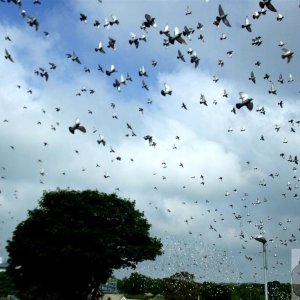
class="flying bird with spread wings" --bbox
[236,92,254,111]
[69,118,86,134]
[214,5,231,27]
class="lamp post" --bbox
[254,234,268,300]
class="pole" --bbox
[263,243,268,300]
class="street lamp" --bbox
[254,234,268,300]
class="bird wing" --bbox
[78,126,86,133]
[266,2,277,12]
[164,83,171,92]
[218,4,224,16]
[245,16,250,26]
[282,48,290,55]
[222,17,231,27]
[239,92,248,101]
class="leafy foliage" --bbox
[201,282,231,300]
[162,271,201,300]
[118,272,162,295]
[0,272,17,297]
[6,189,163,300]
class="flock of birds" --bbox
[1,0,300,285]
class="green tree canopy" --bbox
[6,189,163,300]
[162,272,201,300]
[118,272,162,295]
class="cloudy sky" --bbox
[1,0,300,284]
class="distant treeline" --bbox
[116,271,291,300]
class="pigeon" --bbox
[159,24,170,36]
[138,66,148,77]
[199,94,208,106]
[167,27,187,45]
[182,26,195,41]
[259,0,277,12]
[106,64,117,76]
[220,33,227,40]
[66,51,81,64]
[39,68,49,81]
[277,73,284,84]
[113,74,126,92]
[177,49,185,62]
[213,76,219,83]
[218,59,224,67]
[7,0,21,7]
[249,71,256,83]
[268,81,277,94]
[277,13,284,21]
[104,15,119,29]
[93,20,101,28]
[4,49,14,63]
[69,118,86,134]
[79,13,87,23]
[97,134,106,146]
[281,48,294,63]
[141,14,157,29]
[5,34,11,41]
[214,5,231,27]
[20,9,26,18]
[241,16,252,32]
[161,83,172,96]
[49,62,56,70]
[95,42,105,53]
[185,5,192,15]
[107,37,116,50]
[142,80,149,91]
[190,51,200,68]
[27,16,39,31]
[159,24,169,36]
[236,92,253,111]
[129,32,140,48]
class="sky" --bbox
[0,0,300,284]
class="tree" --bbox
[0,272,17,297]
[162,272,201,300]
[201,282,231,300]
[6,189,163,300]
[118,272,162,295]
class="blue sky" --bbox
[1,0,300,284]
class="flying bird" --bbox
[79,13,87,23]
[249,71,256,83]
[177,49,185,62]
[241,16,252,32]
[236,92,253,111]
[66,51,81,64]
[113,74,126,92]
[107,37,116,50]
[167,27,187,45]
[141,14,157,29]
[69,118,86,134]
[259,0,277,12]
[4,49,14,62]
[106,64,117,76]
[104,15,119,29]
[161,83,172,96]
[95,42,105,53]
[27,15,39,31]
[214,5,231,27]
[281,48,294,63]
[97,134,106,146]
